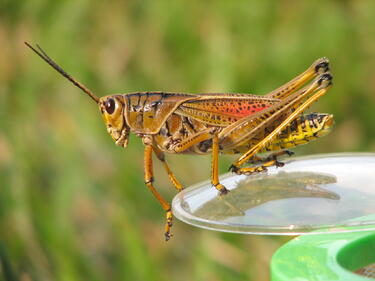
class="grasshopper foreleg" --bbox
[152,145,184,192]
[143,142,173,241]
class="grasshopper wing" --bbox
[175,93,280,126]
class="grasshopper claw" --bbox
[318,73,333,88]
[314,58,330,74]
[285,150,295,157]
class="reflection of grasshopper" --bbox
[26,43,333,240]
[196,171,339,221]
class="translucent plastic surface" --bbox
[172,153,375,235]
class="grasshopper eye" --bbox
[105,98,116,114]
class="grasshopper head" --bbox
[99,95,130,148]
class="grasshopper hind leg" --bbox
[229,73,333,175]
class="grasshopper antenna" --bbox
[25,42,100,104]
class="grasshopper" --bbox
[26,42,333,240]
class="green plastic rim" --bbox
[271,214,375,281]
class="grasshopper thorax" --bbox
[99,95,130,148]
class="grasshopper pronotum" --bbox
[26,42,333,240]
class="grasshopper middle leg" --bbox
[152,145,184,192]
[168,128,229,194]
[211,133,229,195]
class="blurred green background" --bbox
[1,0,375,280]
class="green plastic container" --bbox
[271,215,375,281]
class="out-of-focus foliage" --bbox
[0,0,374,280]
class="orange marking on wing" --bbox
[181,98,276,117]
[176,96,279,126]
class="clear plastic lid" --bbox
[172,153,375,235]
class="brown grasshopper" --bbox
[25,42,333,240]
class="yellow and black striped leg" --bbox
[230,76,332,175]
[212,133,229,195]
[144,144,173,241]
[152,146,184,192]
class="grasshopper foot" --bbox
[164,209,173,241]
[214,183,230,195]
[267,150,294,167]
[285,150,295,157]
[229,164,239,173]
